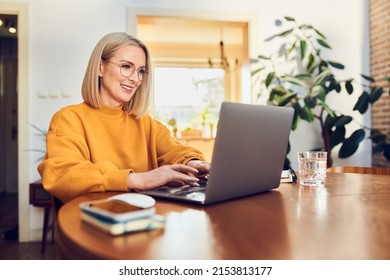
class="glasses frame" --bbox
[102,59,147,81]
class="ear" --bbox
[98,60,104,77]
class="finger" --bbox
[171,164,199,175]
[166,176,199,188]
[166,181,185,187]
[188,160,210,172]
[173,171,199,184]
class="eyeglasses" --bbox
[102,59,147,81]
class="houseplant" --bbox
[29,123,47,162]
[252,16,390,167]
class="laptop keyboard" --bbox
[172,185,206,195]
[150,184,207,196]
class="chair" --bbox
[51,195,64,259]
[29,180,53,253]
[52,196,63,224]
[327,166,390,175]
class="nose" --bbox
[128,71,140,83]
[127,73,137,84]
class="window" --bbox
[137,16,249,137]
[153,67,225,137]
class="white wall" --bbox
[1,0,370,241]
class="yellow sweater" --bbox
[37,102,205,203]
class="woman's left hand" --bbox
[186,160,210,178]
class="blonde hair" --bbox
[81,32,152,117]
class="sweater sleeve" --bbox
[37,110,129,203]
[152,118,206,165]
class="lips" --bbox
[121,84,134,93]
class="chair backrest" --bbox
[327,166,390,175]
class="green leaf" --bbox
[300,40,307,59]
[265,34,277,42]
[334,115,353,127]
[325,114,337,129]
[284,16,295,22]
[29,123,48,137]
[353,91,370,114]
[288,40,297,54]
[300,105,314,122]
[369,87,383,103]
[314,28,326,39]
[299,24,313,30]
[327,61,345,69]
[313,69,332,86]
[291,106,300,131]
[277,28,294,37]
[269,86,287,101]
[370,129,387,144]
[307,53,315,71]
[319,60,328,69]
[277,92,297,106]
[304,95,317,108]
[361,74,375,83]
[265,71,275,88]
[251,67,265,76]
[330,126,346,148]
[295,73,312,80]
[345,80,354,94]
[335,82,342,93]
[307,60,320,73]
[338,129,366,158]
[317,38,332,49]
[258,55,271,60]
[291,116,300,130]
[311,85,325,100]
[281,76,307,87]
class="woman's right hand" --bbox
[126,164,200,191]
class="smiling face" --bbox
[99,45,146,107]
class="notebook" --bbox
[142,102,294,205]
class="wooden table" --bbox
[56,172,390,259]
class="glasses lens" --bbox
[120,64,136,78]
[137,69,146,81]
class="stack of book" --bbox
[79,193,165,235]
[280,169,297,183]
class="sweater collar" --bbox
[97,104,126,119]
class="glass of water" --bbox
[297,151,327,187]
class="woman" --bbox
[38,32,210,203]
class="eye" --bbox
[121,64,133,70]
[138,68,147,75]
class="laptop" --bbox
[142,102,294,205]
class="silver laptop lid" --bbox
[204,102,294,204]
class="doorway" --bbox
[0,14,18,195]
[0,3,29,242]
[0,14,18,242]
